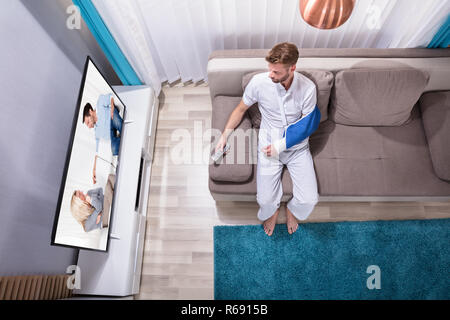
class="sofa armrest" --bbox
[419,91,450,181]
[209,96,255,183]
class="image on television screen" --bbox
[51,57,126,252]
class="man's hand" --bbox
[262,144,275,157]
[96,213,102,225]
[215,134,229,154]
[93,155,97,185]
[110,97,115,120]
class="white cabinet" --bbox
[74,85,159,297]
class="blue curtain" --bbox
[427,14,450,48]
[72,0,142,85]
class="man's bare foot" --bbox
[263,209,280,236]
[286,207,299,234]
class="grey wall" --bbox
[0,0,121,275]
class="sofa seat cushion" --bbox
[242,69,334,127]
[309,106,450,196]
[330,67,429,126]
[209,164,295,196]
[419,91,450,181]
[210,96,254,183]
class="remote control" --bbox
[211,144,230,162]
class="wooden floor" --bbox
[135,83,450,300]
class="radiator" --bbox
[0,275,73,300]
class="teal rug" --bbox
[214,219,450,300]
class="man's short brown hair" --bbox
[265,42,299,66]
[82,103,93,124]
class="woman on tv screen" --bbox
[70,174,115,232]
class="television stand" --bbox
[74,85,159,297]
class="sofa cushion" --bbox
[419,91,450,181]
[309,105,450,196]
[242,69,334,127]
[330,67,429,126]
[210,96,255,183]
[246,103,262,128]
[208,164,295,197]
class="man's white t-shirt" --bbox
[242,71,317,152]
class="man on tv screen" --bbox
[82,93,123,184]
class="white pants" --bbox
[256,144,319,221]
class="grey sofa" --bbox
[208,48,450,202]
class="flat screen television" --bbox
[51,57,126,252]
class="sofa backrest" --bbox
[329,67,430,126]
[207,48,450,100]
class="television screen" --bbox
[51,57,126,251]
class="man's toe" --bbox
[263,223,270,236]
[287,220,298,234]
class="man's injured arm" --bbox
[272,105,321,154]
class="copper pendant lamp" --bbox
[300,0,356,30]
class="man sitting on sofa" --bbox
[215,42,321,236]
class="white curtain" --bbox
[92,0,450,88]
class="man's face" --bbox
[83,110,95,129]
[268,63,294,83]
